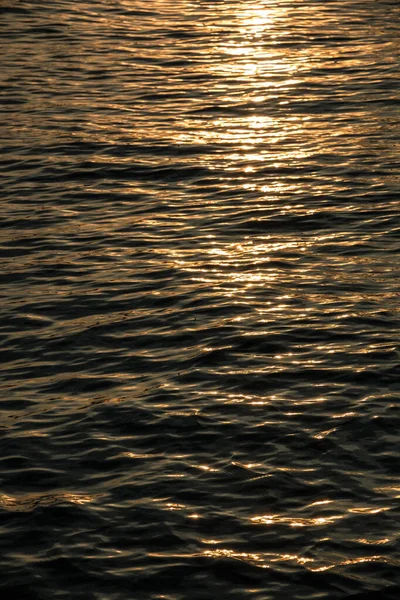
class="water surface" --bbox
[1,1,400,598]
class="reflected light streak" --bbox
[357,538,390,546]
[374,486,400,498]
[203,547,313,568]
[311,555,387,573]
[0,492,95,512]
[251,513,343,527]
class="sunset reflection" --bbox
[251,513,343,528]
[3,0,399,597]
[202,547,388,573]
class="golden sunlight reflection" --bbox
[174,3,312,170]
[171,237,309,300]
[195,464,219,472]
[357,538,390,546]
[202,547,313,568]
[149,541,392,575]
[348,506,391,515]
[251,502,393,536]
[203,543,390,573]
[0,492,95,512]
[251,513,343,528]
[203,548,267,567]
[209,2,296,80]
[311,556,387,573]
[165,502,186,511]
[374,486,400,499]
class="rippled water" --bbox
[1,1,400,598]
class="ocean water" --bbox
[1,1,399,598]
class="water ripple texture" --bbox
[1,1,399,599]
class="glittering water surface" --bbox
[1,1,400,598]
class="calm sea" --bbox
[1,1,399,598]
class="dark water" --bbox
[1,1,400,598]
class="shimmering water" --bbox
[1,1,400,598]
